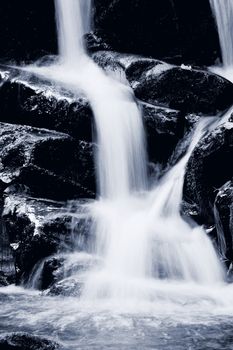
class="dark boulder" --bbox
[0,68,93,142]
[90,52,188,164]
[28,251,98,292]
[0,333,59,350]
[85,32,112,54]
[0,123,95,200]
[0,0,57,63]
[128,63,233,115]
[184,119,233,223]
[94,0,220,66]
[26,256,65,291]
[0,271,10,287]
[214,181,233,265]
[141,102,184,164]
[0,61,188,168]
[46,252,100,295]
[47,277,84,297]
[92,51,126,81]
[2,194,92,280]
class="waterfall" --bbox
[26,0,225,301]
[210,0,233,68]
[55,0,92,64]
[210,0,233,80]
[83,119,224,300]
[53,0,148,199]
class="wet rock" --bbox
[45,252,100,294]
[214,181,233,264]
[184,120,233,223]
[85,32,112,54]
[141,102,184,164]
[47,277,83,297]
[89,52,187,164]
[94,0,220,65]
[0,123,95,200]
[2,194,92,280]
[27,256,66,291]
[0,333,59,350]
[126,59,171,88]
[0,271,10,287]
[0,69,93,142]
[28,251,98,291]
[129,63,233,115]
[92,51,126,82]
[0,63,187,167]
[39,257,66,290]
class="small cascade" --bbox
[28,0,148,201]
[83,119,224,301]
[25,0,225,302]
[210,0,233,80]
[147,118,224,283]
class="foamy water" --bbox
[1,1,233,348]
[17,0,227,302]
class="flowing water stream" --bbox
[1,1,233,349]
[210,0,233,81]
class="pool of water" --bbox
[1,282,233,349]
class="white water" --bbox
[23,0,225,302]
[28,0,148,201]
[210,0,233,81]
[83,119,224,300]
[3,2,233,349]
[55,0,92,64]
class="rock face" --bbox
[32,256,65,290]
[94,0,221,65]
[214,181,233,264]
[0,123,95,200]
[184,120,233,223]
[0,62,190,168]
[0,69,93,142]
[141,102,184,164]
[0,271,10,287]
[0,333,59,350]
[126,62,233,114]
[2,194,91,281]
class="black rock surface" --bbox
[2,194,92,280]
[129,63,233,115]
[214,181,233,264]
[185,119,233,223]
[0,333,59,350]
[0,122,95,200]
[0,68,93,142]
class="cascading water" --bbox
[2,1,233,349]
[33,0,148,201]
[83,118,224,301]
[210,0,233,81]
[24,0,225,301]
[55,0,92,64]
